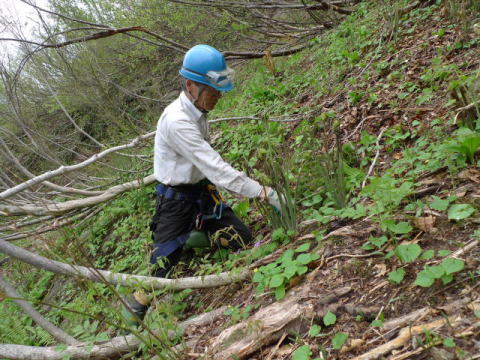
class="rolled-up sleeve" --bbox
[165,118,262,198]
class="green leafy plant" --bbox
[415,258,465,287]
[388,268,405,284]
[362,235,388,251]
[448,204,476,220]
[332,332,348,350]
[429,196,452,211]
[292,345,313,360]
[323,311,337,326]
[252,246,319,300]
[445,129,480,164]
[394,244,422,263]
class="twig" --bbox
[265,332,287,360]
[325,252,382,262]
[361,127,387,189]
[448,239,479,259]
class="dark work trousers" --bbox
[149,188,252,278]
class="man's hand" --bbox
[260,187,282,213]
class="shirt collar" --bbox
[180,91,204,122]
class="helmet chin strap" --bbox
[183,81,209,113]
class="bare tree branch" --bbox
[0,132,155,201]
[0,306,226,360]
[167,0,352,12]
[224,42,312,59]
[0,174,156,216]
[0,239,251,289]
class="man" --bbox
[123,44,280,325]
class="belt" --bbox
[155,183,204,202]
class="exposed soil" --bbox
[170,4,480,359]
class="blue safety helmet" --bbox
[179,44,234,92]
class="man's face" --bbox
[187,80,222,111]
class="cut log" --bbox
[209,285,354,359]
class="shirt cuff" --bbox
[242,179,263,198]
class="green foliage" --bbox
[362,235,388,251]
[224,305,252,325]
[292,345,312,360]
[252,246,319,300]
[429,196,451,211]
[448,204,476,220]
[383,220,412,235]
[415,258,465,287]
[332,332,348,350]
[445,129,480,164]
[308,324,322,337]
[394,244,421,263]
[323,311,337,326]
[388,268,406,284]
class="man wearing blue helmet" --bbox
[122,45,281,325]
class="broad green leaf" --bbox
[441,274,453,284]
[252,271,264,283]
[448,204,475,220]
[438,249,451,257]
[427,265,445,279]
[420,250,435,260]
[415,269,435,287]
[429,196,450,211]
[474,310,480,318]
[362,242,375,250]
[284,265,297,279]
[441,258,464,275]
[332,332,348,350]
[395,244,421,263]
[369,236,388,248]
[387,221,412,234]
[292,345,312,360]
[296,265,309,275]
[269,274,284,288]
[388,268,405,284]
[280,249,295,261]
[275,285,286,300]
[295,243,311,252]
[297,253,313,265]
[323,311,336,326]
[308,324,321,337]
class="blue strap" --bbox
[151,233,190,262]
[155,184,202,202]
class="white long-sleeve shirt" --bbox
[153,92,262,198]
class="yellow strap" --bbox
[207,184,224,205]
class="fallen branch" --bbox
[0,239,251,290]
[1,208,99,242]
[448,239,479,259]
[0,275,81,346]
[351,315,462,360]
[0,174,156,216]
[361,127,387,189]
[0,306,226,360]
[0,132,155,201]
[209,286,353,359]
